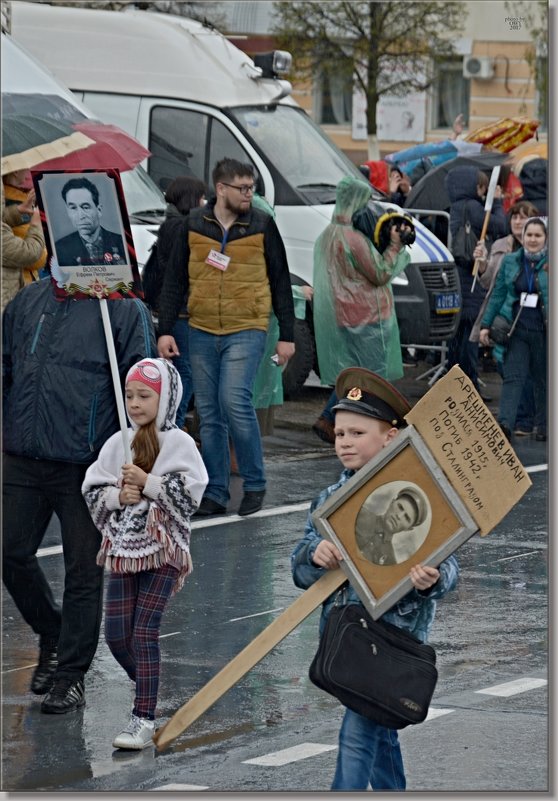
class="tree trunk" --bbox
[367,133,380,160]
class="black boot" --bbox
[30,638,58,695]
[41,677,85,714]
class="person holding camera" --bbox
[311,177,414,445]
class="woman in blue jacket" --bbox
[479,217,547,441]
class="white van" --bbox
[11,2,460,392]
[1,31,166,269]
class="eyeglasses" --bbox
[220,181,255,196]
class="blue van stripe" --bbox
[415,229,446,262]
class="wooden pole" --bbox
[471,165,501,292]
[152,568,346,751]
[99,298,132,463]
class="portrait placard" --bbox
[312,426,478,619]
[405,365,532,535]
[33,168,142,300]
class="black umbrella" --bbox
[404,151,509,212]
[1,111,94,174]
[1,92,89,124]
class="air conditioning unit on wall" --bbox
[463,55,495,80]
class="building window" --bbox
[431,58,470,129]
[313,69,353,125]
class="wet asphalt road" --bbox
[1,410,548,796]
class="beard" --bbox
[223,194,251,216]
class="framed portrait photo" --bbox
[33,168,142,300]
[312,426,478,619]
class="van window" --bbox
[149,106,255,193]
[208,119,256,186]
[149,106,209,191]
[233,105,365,205]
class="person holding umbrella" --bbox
[1,183,45,311]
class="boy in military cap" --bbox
[291,366,459,791]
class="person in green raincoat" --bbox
[311,176,413,444]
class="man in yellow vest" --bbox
[157,158,295,516]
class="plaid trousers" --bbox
[104,563,178,720]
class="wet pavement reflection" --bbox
[1,433,548,792]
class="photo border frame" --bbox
[32,167,143,300]
[312,426,478,619]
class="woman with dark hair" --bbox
[143,176,207,428]
[479,217,548,442]
[471,199,539,434]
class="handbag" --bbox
[451,202,477,266]
[309,602,438,729]
[489,300,526,346]
[489,314,512,345]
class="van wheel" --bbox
[282,318,315,399]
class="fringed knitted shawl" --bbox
[82,427,208,594]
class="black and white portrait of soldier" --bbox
[355,480,432,566]
[53,176,127,267]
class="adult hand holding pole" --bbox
[471,166,501,292]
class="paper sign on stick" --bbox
[405,365,531,535]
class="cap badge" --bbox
[347,387,362,401]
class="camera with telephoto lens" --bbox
[352,203,416,254]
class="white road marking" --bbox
[150,784,209,791]
[191,501,310,530]
[475,677,547,696]
[3,663,37,673]
[35,462,548,559]
[159,631,181,639]
[425,707,454,721]
[495,550,541,563]
[229,607,284,622]
[243,742,337,766]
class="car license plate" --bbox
[435,292,460,314]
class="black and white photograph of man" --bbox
[54,175,127,267]
[355,480,432,566]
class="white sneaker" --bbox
[112,714,155,750]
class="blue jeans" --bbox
[499,326,546,434]
[172,318,194,429]
[188,327,267,505]
[2,455,104,680]
[321,389,338,424]
[331,708,406,791]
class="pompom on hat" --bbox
[126,360,162,395]
[333,367,411,428]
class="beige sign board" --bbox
[405,365,532,536]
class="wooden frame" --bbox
[33,168,142,300]
[312,426,478,619]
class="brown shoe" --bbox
[312,416,335,445]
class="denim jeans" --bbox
[188,327,267,505]
[331,708,406,791]
[499,325,547,434]
[2,455,104,680]
[321,389,338,424]
[172,318,194,429]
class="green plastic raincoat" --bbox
[313,176,410,386]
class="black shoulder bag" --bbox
[452,201,477,266]
[309,602,438,729]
